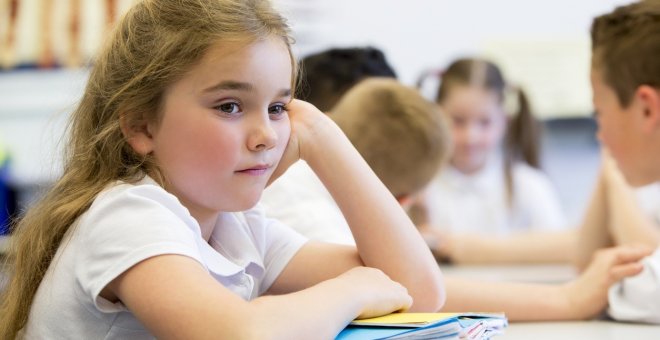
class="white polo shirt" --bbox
[424,156,566,235]
[262,161,355,245]
[24,176,307,339]
[608,247,660,324]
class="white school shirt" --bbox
[23,176,307,339]
[607,182,660,324]
[608,248,660,324]
[425,156,566,235]
[261,161,355,245]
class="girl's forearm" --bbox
[303,119,445,311]
[442,277,578,321]
[450,230,577,265]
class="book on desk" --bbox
[336,312,508,340]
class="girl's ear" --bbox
[119,113,156,156]
[637,85,660,134]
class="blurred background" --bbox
[0,0,634,243]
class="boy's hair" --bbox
[0,0,294,337]
[591,0,660,107]
[331,78,449,198]
[435,58,542,207]
[299,47,397,112]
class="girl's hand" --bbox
[268,99,336,185]
[563,245,652,319]
[335,267,413,319]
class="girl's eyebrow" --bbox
[202,80,291,98]
[203,80,254,93]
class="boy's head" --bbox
[591,0,660,186]
[330,78,450,203]
[298,47,397,112]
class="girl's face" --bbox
[141,37,292,225]
[441,85,506,174]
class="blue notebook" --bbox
[336,312,507,340]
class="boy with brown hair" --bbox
[589,0,660,323]
[261,77,449,244]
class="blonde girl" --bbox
[0,0,444,338]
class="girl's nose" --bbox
[248,115,278,151]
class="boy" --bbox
[590,0,660,323]
[298,47,396,112]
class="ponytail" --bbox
[503,87,543,206]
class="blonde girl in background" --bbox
[416,58,567,261]
[0,0,445,338]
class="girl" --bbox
[417,58,566,252]
[0,0,444,338]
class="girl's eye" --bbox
[479,118,492,128]
[216,102,241,116]
[269,104,287,119]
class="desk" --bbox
[501,320,659,339]
[441,264,660,339]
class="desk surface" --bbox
[501,320,660,339]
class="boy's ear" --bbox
[119,113,156,156]
[637,85,660,134]
[397,194,414,210]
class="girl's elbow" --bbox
[411,274,446,312]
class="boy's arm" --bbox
[441,245,651,321]
[270,100,445,312]
[602,153,660,248]
[574,164,614,270]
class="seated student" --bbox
[262,77,450,245]
[0,1,446,339]
[261,73,651,322]
[298,46,397,113]
[588,0,660,324]
[415,58,566,243]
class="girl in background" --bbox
[0,0,444,338]
[416,58,567,260]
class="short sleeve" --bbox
[74,183,205,313]
[608,248,660,324]
[242,205,307,295]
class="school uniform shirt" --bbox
[23,176,307,339]
[425,156,566,235]
[261,161,355,245]
[608,247,660,324]
[634,182,660,225]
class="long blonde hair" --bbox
[0,0,294,337]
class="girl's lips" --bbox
[236,165,270,176]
